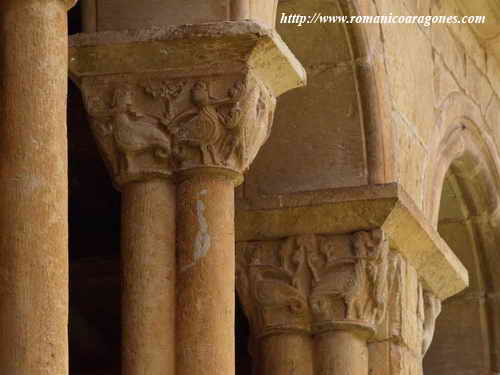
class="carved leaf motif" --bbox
[255,279,307,313]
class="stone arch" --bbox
[424,92,500,226]
[241,0,395,201]
[422,94,500,374]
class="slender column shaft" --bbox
[0,1,70,373]
[121,179,176,375]
[258,334,314,375]
[315,330,369,375]
[176,171,236,375]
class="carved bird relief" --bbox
[105,87,172,176]
[237,231,392,338]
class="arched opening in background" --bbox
[424,154,500,374]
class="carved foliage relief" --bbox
[236,230,395,338]
[81,73,276,186]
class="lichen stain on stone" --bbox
[181,189,211,272]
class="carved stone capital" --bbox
[81,73,275,187]
[236,229,393,339]
[70,21,305,188]
[421,291,442,356]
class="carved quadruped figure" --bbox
[85,75,276,182]
[236,230,394,339]
[422,291,442,356]
[347,229,390,325]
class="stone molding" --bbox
[69,21,306,97]
[236,230,395,339]
[82,74,275,187]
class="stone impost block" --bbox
[69,21,305,97]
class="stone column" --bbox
[78,83,177,375]
[121,178,176,375]
[236,184,467,375]
[70,21,305,375]
[237,230,392,375]
[171,75,279,375]
[315,330,369,375]
[0,0,75,374]
[176,170,237,375]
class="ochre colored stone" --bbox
[176,172,236,375]
[121,179,176,375]
[0,0,72,374]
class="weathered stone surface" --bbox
[237,230,395,374]
[236,183,468,300]
[486,94,500,154]
[0,0,71,374]
[434,54,461,109]
[176,173,237,375]
[237,230,392,337]
[393,114,427,207]
[71,17,306,375]
[70,21,306,190]
[466,56,493,114]
[79,74,275,187]
[454,0,500,66]
[424,295,492,375]
[246,66,367,195]
[486,53,500,98]
[121,179,176,375]
[382,18,435,144]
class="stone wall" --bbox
[236,0,499,374]
[359,0,500,211]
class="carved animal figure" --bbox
[170,81,237,166]
[108,88,171,175]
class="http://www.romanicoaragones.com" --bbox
[279,13,487,27]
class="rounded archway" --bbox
[423,119,500,374]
